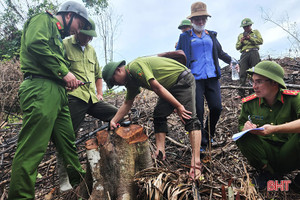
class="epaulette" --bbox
[242,93,257,103]
[205,30,209,35]
[282,90,300,95]
[46,10,53,18]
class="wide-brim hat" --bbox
[102,60,126,89]
[80,18,97,37]
[247,60,286,88]
[187,1,211,19]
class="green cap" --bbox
[178,19,192,29]
[247,60,286,88]
[240,18,254,27]
[80,18,97,37]
[102,60,126,89]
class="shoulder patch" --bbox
[242,93,257,103]
[282,90,300,95]
[56,22,62,30]
[205,30,209,35]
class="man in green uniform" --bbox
[235,18,263,98]
[236,60,300,190]
[102,56,202,179]
[64,18,117,134]
[8,1,90,199]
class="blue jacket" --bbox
[176,29,231,78]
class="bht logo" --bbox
[267,180,291,191]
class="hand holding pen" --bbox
[242,115,257,131]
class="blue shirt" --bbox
[190,29,217,80]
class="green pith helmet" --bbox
[240,18,254,27]
[178,19,192,29]
[80,18,97,37]
[102,60,126,89]
[247,60,286,88]
[57,1,89,23]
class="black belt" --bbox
[243,48,259,53]
[24,74,65,86]
[178,69,191,81]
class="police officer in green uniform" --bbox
[64,18,118,134]
[102,56,202,179]
[235,18,263,98]
[8,1,90,199]
[236,60,300,190]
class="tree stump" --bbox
[83,124,153,200]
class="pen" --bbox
[248,115,253,124]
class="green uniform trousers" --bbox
[8,78,85,200]
[236,132,300,175]
[238,50,260,96]
[68,95,118,134]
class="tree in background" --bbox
[85,3,122,65]
[0,0,109,60]
[261,8,300,57]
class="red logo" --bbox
[267,180,291,191]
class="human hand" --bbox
[97,93,103,101]
[242,120,257,131]
[174,105,192,124]
[109,120,119,130]
[63,72,82,89]
[251,124,273,136]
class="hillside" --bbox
[1,57,300,199]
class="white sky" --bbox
[90,0,300,68]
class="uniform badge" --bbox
[56,22,62,30]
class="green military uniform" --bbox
[236,29,263,97]
[8,12,85,199]
[124,56,201,133]
[63,36,117,133]
[236,89,300,175]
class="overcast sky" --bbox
[90,0,300,68]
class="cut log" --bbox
[81,124,153,200]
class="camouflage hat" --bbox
[102,60,126,89]
[80,18,97,37]
[187,2,211,19]
[240,18,254,27]
[247,60,286,88]
[178,19,192,29]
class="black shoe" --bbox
[290,174,300,193]
[252,171,279,191]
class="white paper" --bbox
[232,127,264,141]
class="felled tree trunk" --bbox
[81,124,153,200]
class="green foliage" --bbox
[0,0,109,61]
[82,0,108,12]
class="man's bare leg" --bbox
[189,130,202,179]
[154,132,166,160]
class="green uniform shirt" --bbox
[239,89,300,143]
[125,57,187,100]
[236,29,263,53]
[20,12,69,80]
[63,36,101,103]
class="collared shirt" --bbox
[125,56,187,100]
[20,12,69,80]
[239,89,300,143]
[190,29,216,80]
[236,29,263,53]
[63,35,102,103]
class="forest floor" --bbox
[1,57,300,199]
